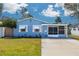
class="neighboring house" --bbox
[71,24,79,36]
[0,27,5,37]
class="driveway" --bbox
[42,39,79,56]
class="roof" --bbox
[42,24,68,26]
[17,18,69,26]
[17,18,50,24]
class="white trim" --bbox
[17,18,32,23]
[19,25,28,32]
[33,18,49,24]
[41,24,68,26]
[32,25,41,32]
[17,18,49,24]
[48,35,59,37]
[45,24,68,37]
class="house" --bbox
[71,24,79,36]
[0,18,68,38]
[11,18,68,38]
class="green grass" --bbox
[0,38,41,56]
[69,35,79,40]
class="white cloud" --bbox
[3,3,28,14]
[41,5,60,17]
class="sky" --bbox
[1,3,79,24]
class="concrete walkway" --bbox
[42,39,79,56]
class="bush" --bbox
[0,17,16,28]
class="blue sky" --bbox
[2,3,78,24]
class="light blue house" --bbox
[12,18,68,38]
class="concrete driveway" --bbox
[42,39,79,56]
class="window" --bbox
[19,25,28,32]
[48,26,65,35]
[59,26,64,34]
[33,25,41,32]
[20,28,26,32]
[48,27,57,35]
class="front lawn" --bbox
[69,35,79,40]
[0,38,41,56]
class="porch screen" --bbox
[59,26,64,34]
[48,27,57,34]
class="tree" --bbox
[55,16,62,24]
[68,24,72,34]
[0,17,16,28]
[0,17,17,37]
[64,3,79,19]
[0,3,3,17]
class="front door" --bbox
[5,27,13,37]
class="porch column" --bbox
[65,25,68,37]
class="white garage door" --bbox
[0,27,4,37]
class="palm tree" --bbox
[55,16,62,24]
[20,7,33,19]
[20,7,33,37]
[68,24,72,34]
